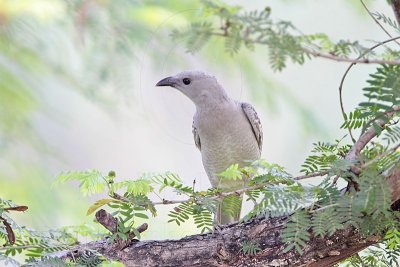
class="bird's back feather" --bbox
[241,102,263,153]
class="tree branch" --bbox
[302,47,400,65]
[56,168,400,267]
[95,209,118,233]
[391,0,400,25]
[346,106,400,162]
[111,171,326,207]
[360,0,400,47]
[341,106,400,192]
[293,171,328,181]
[210,32,400,65]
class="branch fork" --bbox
[95,209,148,251]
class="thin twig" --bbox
[111,192,190,206]
[210,32,400,65]
[332,175,340,185]
[293,171,329,181]
[360,0,400,47]
[111,171,326,207]
[302,47,400,65]
[152,183,268,206]
[338,36,400,143]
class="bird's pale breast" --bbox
[196,103,260,190]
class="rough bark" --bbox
[56,168,399,267]
[391,0,400,25]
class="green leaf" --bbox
[219,164,242,180]
[86,199,115,216]
[385,227,400,250]
[242,240,261,256]
[123,179,153,196]
[134,213,149,219]
[130,227,141,240]
[282,210,310,254]
[54,170,106,196]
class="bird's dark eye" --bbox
[182,78,191,85]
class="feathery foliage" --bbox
[301,141,350,174]
[0,197,114,266]
[242,240,261,256]
[170,0,397,73]
[282,210,310,254]
[3,0,400,266]
[373,11,400,32]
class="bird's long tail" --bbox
[215,194,243,225]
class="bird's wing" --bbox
[241,102,263,152]
[192,119,201,150]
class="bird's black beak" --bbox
[156,76,176,87]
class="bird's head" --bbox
[156,70,228,107]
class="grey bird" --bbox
[156,70,263,224]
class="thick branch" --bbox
[392,0,400,25]
[66,219,377,267]
[93,209,148,251]
[342,106,400,192]
[57,169,399,267]
[95,209,118,233]
[346,106,400,161]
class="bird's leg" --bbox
[211,194,224,235]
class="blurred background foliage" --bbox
[0,0,393,239]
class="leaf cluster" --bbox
[241,240,261,256]
[0,205,107,266]
[301,141,351,174]
[342,65,400,137]
[169,1,395,72]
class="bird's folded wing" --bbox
[192,119,201,150]
[241,102,263,152]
